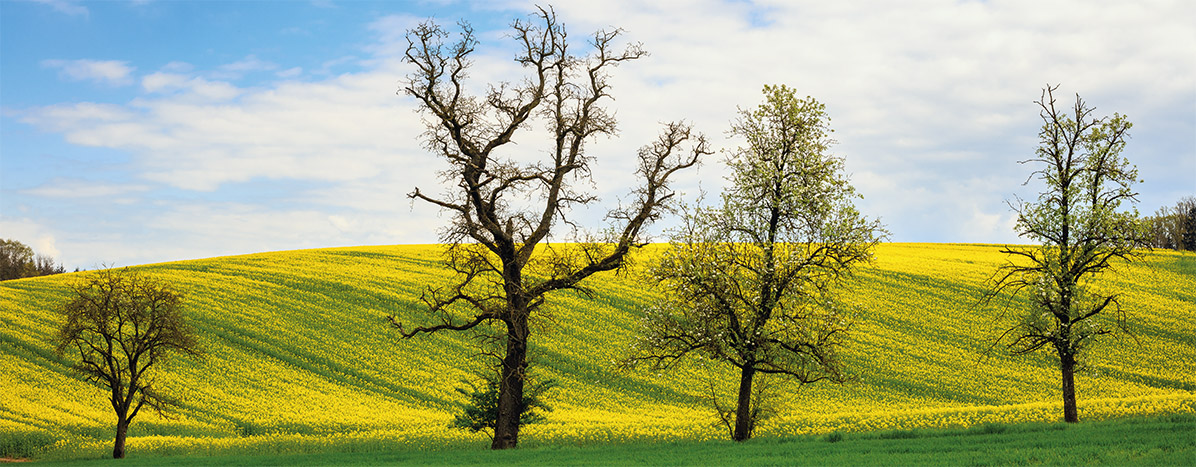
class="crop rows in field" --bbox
[1,243,1193,458]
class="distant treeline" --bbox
[0,238,67,281]
[1144,196,1196,251]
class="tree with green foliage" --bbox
[985,84,1148,423]
[624,85,885,441]
[0,238,65,280]
[54,268,202,458]
[1143,196,1196,250]
[1144,207,1180,250]
[0,238,35,280]
[388,6,708,449]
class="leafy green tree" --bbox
[389,6,707,450]
[1144,196,1196,250]
[0,238,35,280]
[54,268,202,458]
[624,85,885,441]
[1,238,66,280]
[985,84,1147,423]
[1144,207,1180,249]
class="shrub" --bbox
[450,368,556,441]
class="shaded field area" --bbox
[2,244,1194,460]
[32,414,1196,466]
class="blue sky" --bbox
[2,0,1194,268]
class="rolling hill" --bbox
[2,243,1193,459]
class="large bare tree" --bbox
[985,84,1147,423]
[387,7,707,449]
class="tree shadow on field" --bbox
[535,347,697,405]
[1090,366,1196,392]
[201,324,455,408]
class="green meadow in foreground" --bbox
[32,414,1196,466]
[2,244,1193,460]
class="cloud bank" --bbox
[7,0,1194,268]
[41,59,133,85]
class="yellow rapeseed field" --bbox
[1,243,1193,459]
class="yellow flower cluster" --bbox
[1,243,1192,458]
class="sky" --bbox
[1,0,1194,269]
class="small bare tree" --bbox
[985,84,1147,423]
[388,6,708,449]
[54,268,201,458]
[34,253,65,276]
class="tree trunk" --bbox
[491,314,529,450]
[113,416,129,459]
[1061,353,1079,423]
[732,365,756,441]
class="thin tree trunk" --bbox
[113,416,129,459]
[491,314,529,450]
[1061,353,1079,423]
[732,365,756,441]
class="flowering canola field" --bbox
[1,243,1193,459]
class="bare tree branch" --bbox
[390,7,702,450]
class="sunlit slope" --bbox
[2,244,1193,453]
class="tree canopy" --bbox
[985,84,1147,423]
[0,238,65,281]
[54,268,202,458]
[625,85,885,441]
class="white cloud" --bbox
[536,0,1195,241]
[26,60,427,194]
[140,72,241,101]
[12,0,1194,266]
[0,218,62,262]
[141,72,189,93]
[365,14,424,58]
[41,59,133,85]
[277,67,303,78]
[161,61,195,73]
[5,203,424,268]
[213,55,279,80]
[17,102,134,132]
[143,202,440,260]
[967,207,1021,245]
[31,0,88,16]
[313,55,361,76]
[220,55,276,73]
[22,179,150,199]
[328,214,354,232]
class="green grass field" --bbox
[31,414,1196,466]
[2,243,1194,461]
